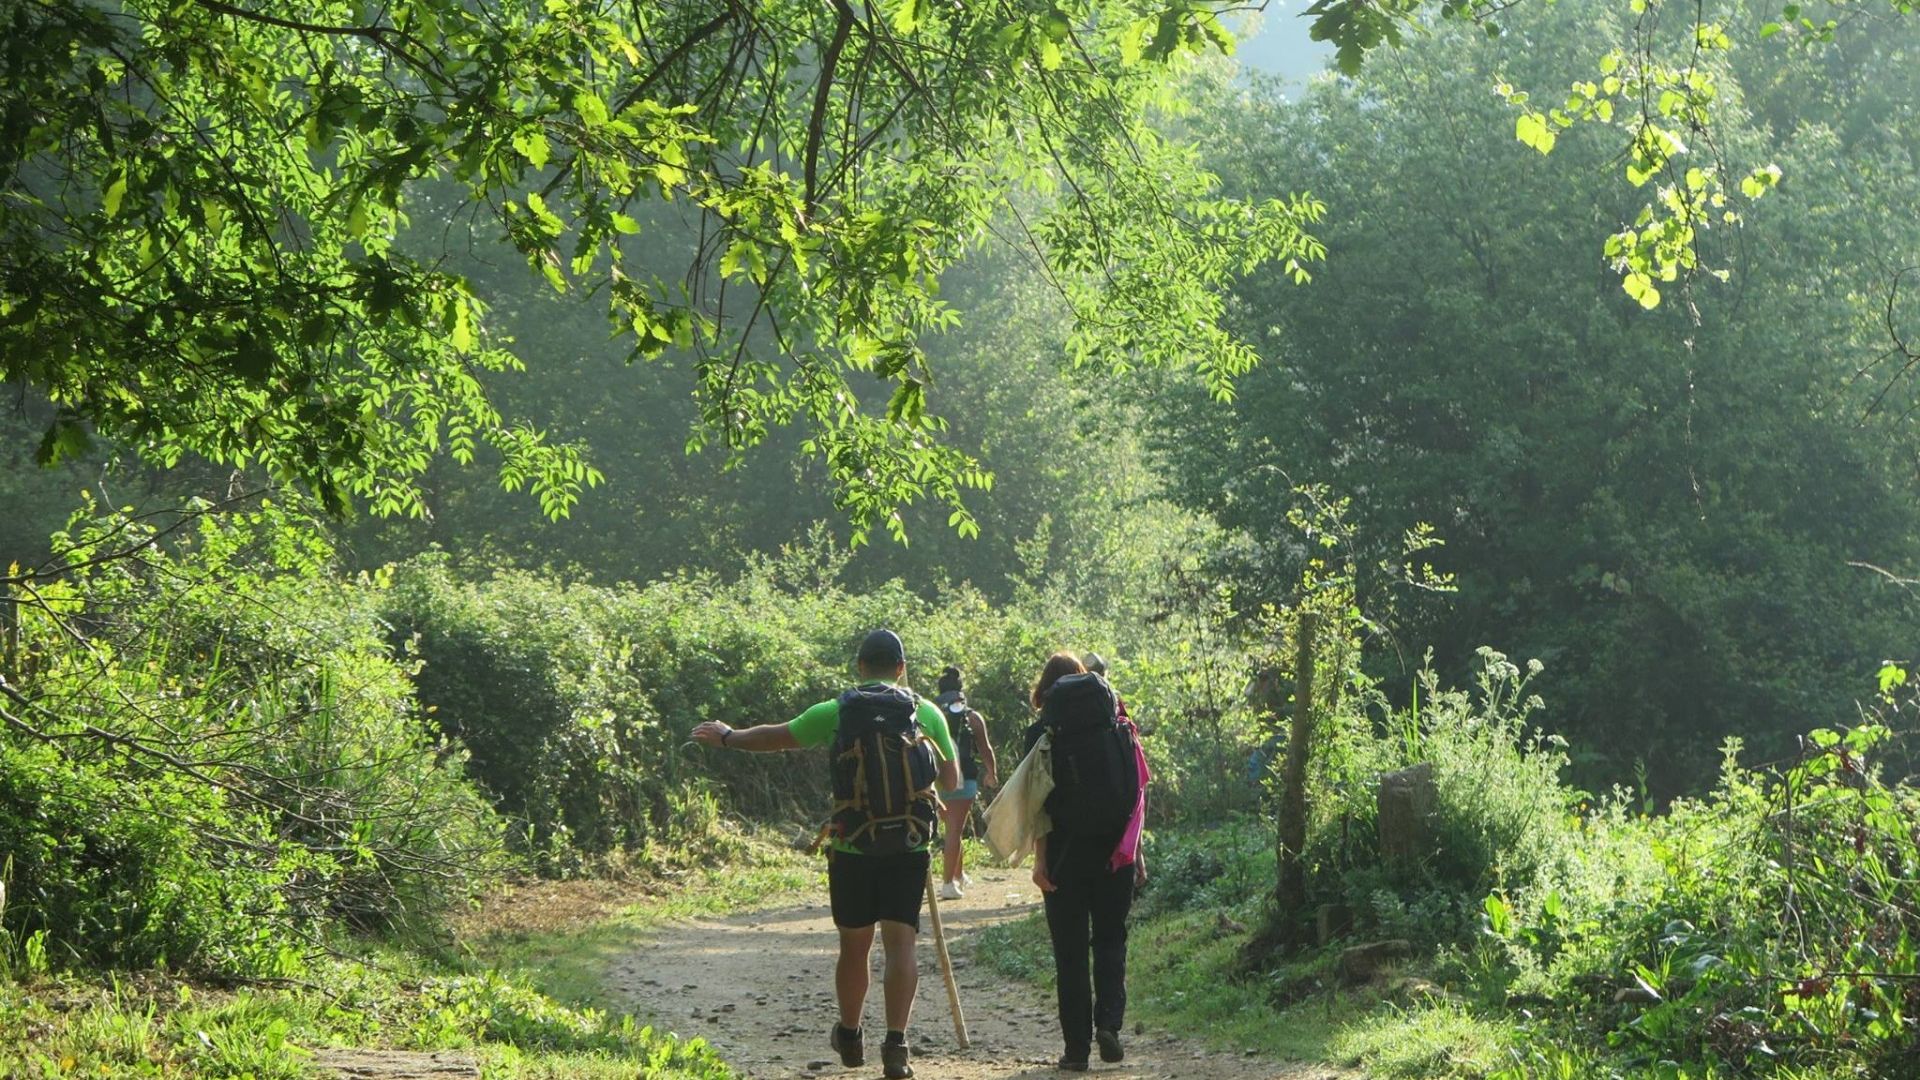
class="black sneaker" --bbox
[1056,1056,1089,1072]
[1096,1027,1124,1063]
[830,1024,864,1067]
[881,1038,912,1079]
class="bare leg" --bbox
[879,919,919,1032]
[836,925,876,1029]
[941,798,972,883]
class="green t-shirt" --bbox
[789,683,956,854]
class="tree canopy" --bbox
[1153,0,1920,792]
[2,0,1321,536]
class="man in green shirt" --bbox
[691,629,958,1080]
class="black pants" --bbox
[1042,832,1134,1057]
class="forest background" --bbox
[5,0,1920,1076]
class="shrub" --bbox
[0,739,292,973]
[2,498,501,974]
[1483,723,1920,1077]
[1293,647,1581,947]
[382,531,1277,874]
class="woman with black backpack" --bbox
[933,666,999,900]
[1025,652,1150,1071]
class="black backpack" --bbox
[824,686,940,856]
[1040,672,1139,836]
[934,690,978,781]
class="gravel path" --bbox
[607,865,1349,1080]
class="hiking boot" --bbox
[829,1023,864,1067]
[1056,1056,1089,1072]
[939,880,963,901]
[881,1037,912,1079]
[1096,1027,1124,1063]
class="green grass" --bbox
[0,836,816,1079]
[1325,1002,1510,1078]
[0,955,737,1080]
[972,894,1345,1062]
[969,821,1530,1078]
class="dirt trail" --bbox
[607,865,1346,1080]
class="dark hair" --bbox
[1031,652,1087,709]
[937,666,963,694]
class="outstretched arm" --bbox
[690,721,801,752]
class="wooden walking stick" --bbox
[924,872,970,1049]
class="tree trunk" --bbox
[1275,610,1319,913]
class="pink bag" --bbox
[1109,718,1149,870]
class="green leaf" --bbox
[512,128,551,169]
[1759,21,1782,36]
[102,171,128,219]
[1740,164,1783,198]
[1483,893,1512,936]
[573,91,610,129]
[449,298,475,353]
[1623,271,1661,309]
[891,0,931,34]
[886,379,925,425]
[719,238,749,279]
[525,191,564,234]
[1515,112,1556,155]
[1119,17,1151,65]
[36,415,94,466]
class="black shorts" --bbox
[827,849,930,930]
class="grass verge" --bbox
[970,851,1346,1063]
[971,823,1521,1078]
[0,833,816,1079]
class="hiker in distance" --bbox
[1080,653,1130,723]
[1026,653,1150,1072]
[689,629,958,1080]
[932,665,998,900]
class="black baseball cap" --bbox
[857,628,906,669]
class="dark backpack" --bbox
[934,690,978,781]
[824,686,940,855]
[1040,672,1139,836]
